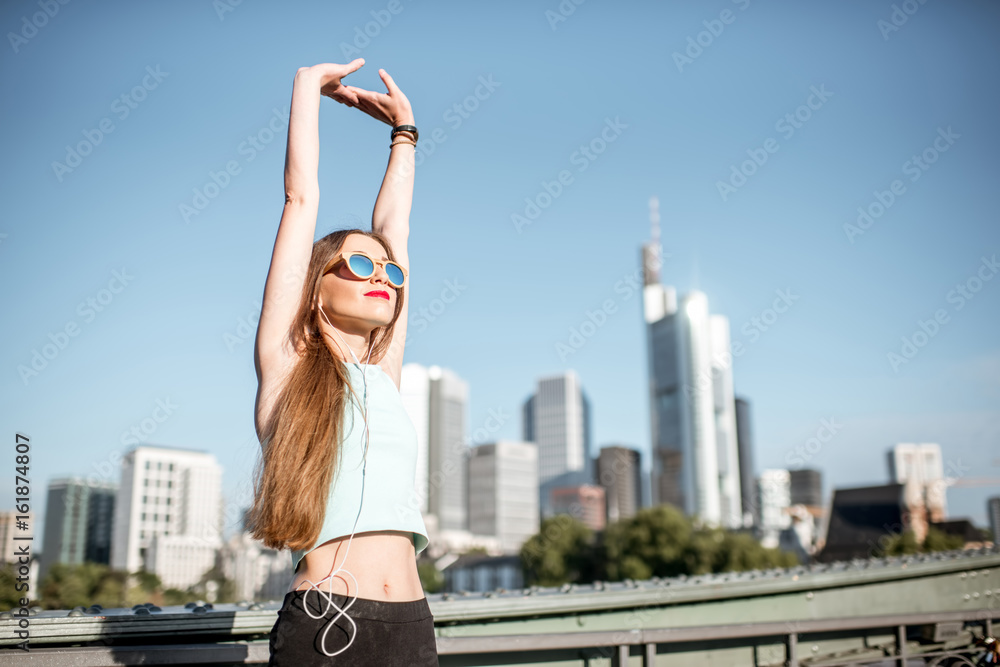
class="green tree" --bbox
[876,527,964,558]
[521,515,596,586]
[0,563,29,609]
[417,559,444,593]
[603,505,800,580]
[876,529,921,557]
[162,588,191,606]
[134,570,161,593]
[521,505,802,588]
[40,562,113,610]
[921,527,965,553]
[124,569,162,607]
[604,505,692,580]
[682,527,723,575]
[193,565,236,604]
[709,531,798,572]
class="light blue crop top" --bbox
[278,363,429,572]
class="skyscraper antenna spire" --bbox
[650,195,660,244]
[642,196,662,286]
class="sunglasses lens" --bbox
[385,263,404,286]
[347,254,374,277]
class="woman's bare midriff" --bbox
[289,530,425,602]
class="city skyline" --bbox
[3,1,998,546]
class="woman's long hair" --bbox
[247,228,404,551]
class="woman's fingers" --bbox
[348,86,387,111]
[325,87,359,105]
[329,73,407,126]
[377,69,413,123]
[378,69,399,94]
[342,86,392,124]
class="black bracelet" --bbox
[391,124,418,143]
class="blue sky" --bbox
[2,0,998,543]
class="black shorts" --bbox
[268,589,439,666]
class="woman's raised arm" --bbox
[343,69,415,387]
[254,62,363,406]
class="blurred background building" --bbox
[523,370,592,520]
[110,445,223,589]
[39,477,116,581]
[642,197,742,529]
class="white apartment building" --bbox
[110,445,223,589]
[888,443,947,521]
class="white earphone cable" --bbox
[298,305,373,656]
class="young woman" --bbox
[248,59,438,665]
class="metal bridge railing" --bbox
[7,608,998,666]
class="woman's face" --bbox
[317,234,398,334]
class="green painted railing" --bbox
[3,546,998,666]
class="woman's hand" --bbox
[302,59,366,107]
[343,68,414,127]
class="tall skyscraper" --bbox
[522,371,592,517]
[400,363,469,532]
[39,478,116,579]
[789,469,823,508]
[887,443,947,521]
[596,445,642,523]
[111,446,222,588]
[734,397,757,528]
[467,440,539,553]
[988,497,1000,545]
[642,197,742,528]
